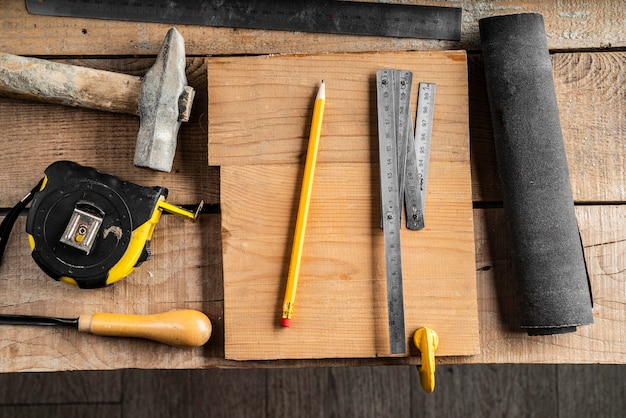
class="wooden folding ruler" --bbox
[376,69,435,354]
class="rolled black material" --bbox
[479,13,593,335]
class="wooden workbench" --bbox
[1,1,625,372]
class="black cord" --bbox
[0,178,44,266]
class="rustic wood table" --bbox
[1,1,625,372]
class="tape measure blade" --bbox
[26,0,462,40]
[415,82,436,217]
[376,69,407,355]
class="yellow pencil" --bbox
[281,80,326,327]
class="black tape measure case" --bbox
[25,161,168,288]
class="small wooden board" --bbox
[208,51,479,360]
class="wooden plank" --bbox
[221,163,477,360]
[557,364,626,417]
[1,2,626,56]
[0,52,623,206]
[0,405,121,418]
[122,370,193,418]
[410,364,558,416]
[212,51,478,360]
[0,206,625,370]
[267,366,411,418]
[188,369,268,418]
[0,47,624,367]
[210,50,626,203]
[208,51,468,166]
[0,370,122,404]
[0,57,217,207]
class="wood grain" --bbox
[1,2,625,56]
[0,370,122,404]
[211,51,478,360]
[208,51,469,166]
[1,205,625,370]
[0,215,224,372]
[411,364,558,417]
[0,52,624,367]
[267,366,412,417]
[0,57,216,207]
[0,405,120,418]
[1,0,626,369]
[3,364,626,417]
[2,51,623,206]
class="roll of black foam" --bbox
[479,13,593,335]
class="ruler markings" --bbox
[376,69,406,355]
[415,83,436,210]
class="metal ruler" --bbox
[376,71,435,354]
[376,69,410,354]
[414,82,436,219]
[26,0,462,41]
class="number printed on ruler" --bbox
[376,69,407,355]
[415,83,436,201]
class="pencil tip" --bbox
[318,80,325,99]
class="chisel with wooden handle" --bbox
[0,309,212,347]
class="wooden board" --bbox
[208,51,479,360]
[3,2,626,56]
[0,51,625,370]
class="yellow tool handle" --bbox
[414,327,439,393]
[78,309,212,347]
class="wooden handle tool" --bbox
[0,309,212,347]
[0,28,195,172]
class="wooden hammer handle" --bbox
[78,310,212,347]
[0,52,141,115]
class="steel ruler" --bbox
[376,70,435,354]
[376,69,409,354]
[26,0,462,41]
[414,82,436,221]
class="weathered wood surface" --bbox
[0,47,626,371]
[0,2,625,370]
[1,1,625,55]
[0,57,217,206]
[1,51,624,206]
[2,364,626,417]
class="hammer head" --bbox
[134,28,195,172]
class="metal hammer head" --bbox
[134,28,195,172]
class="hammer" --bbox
[0,28,194,172]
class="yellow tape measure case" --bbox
[25,161,167,288]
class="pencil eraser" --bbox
[281,318,291,327]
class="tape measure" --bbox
[376,70,435,354]
[18,161,201,289]
[26,0,462,40]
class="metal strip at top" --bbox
[26,0,462,40]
